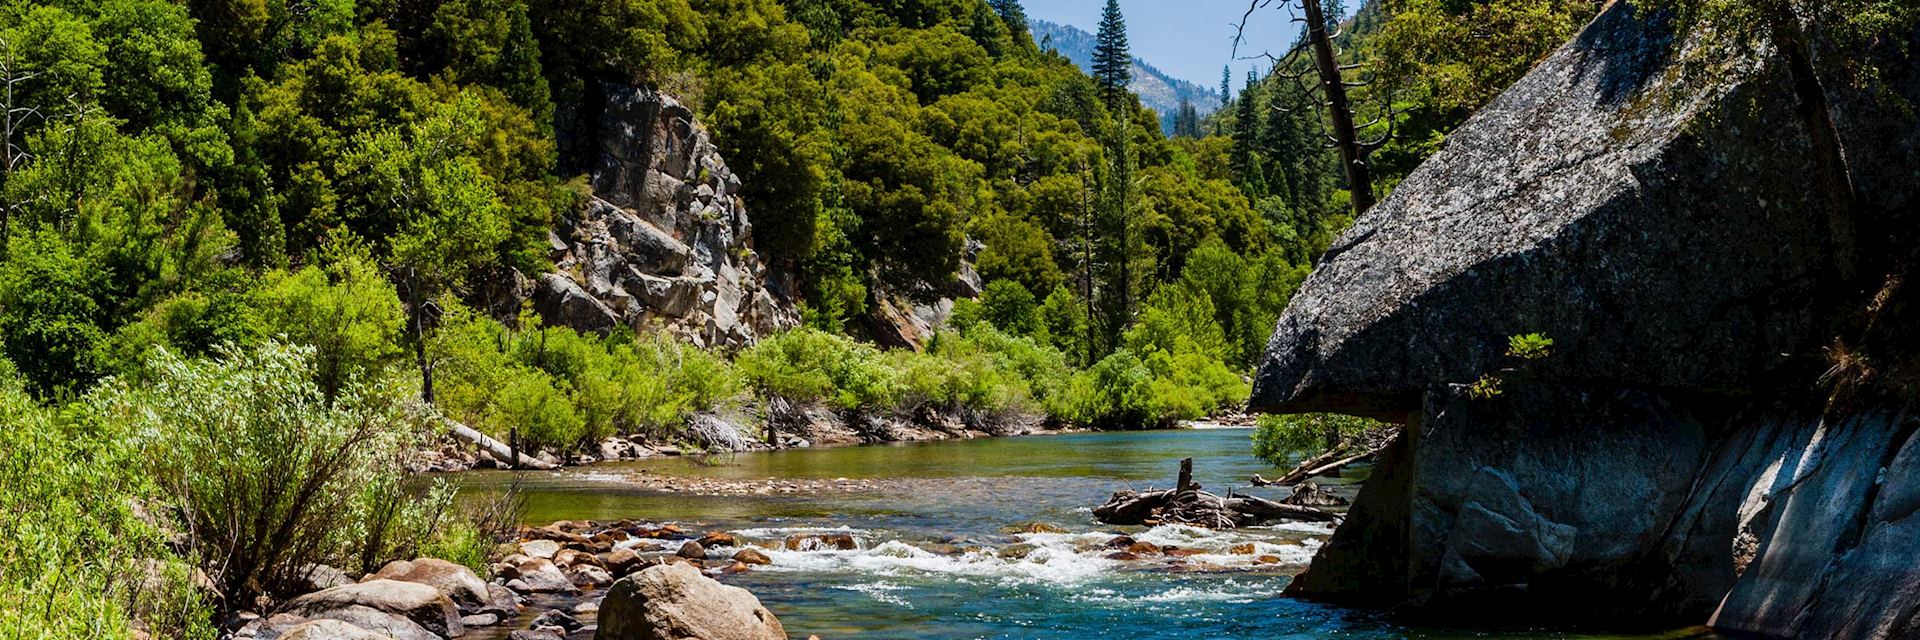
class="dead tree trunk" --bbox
[1299,0,1376,215]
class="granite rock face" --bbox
[1252,3,1920,637]
[533,84,798,348]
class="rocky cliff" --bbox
[531,84,798,348]
[1252,3,1920,637]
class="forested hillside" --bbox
[0,0,1637,636]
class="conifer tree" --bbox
[1091,0,1132,107]
[990,0,1031,46]
[1230,71,1266,197]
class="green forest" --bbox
[20,0,1899,636]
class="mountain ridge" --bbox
[1030,18,1222,135]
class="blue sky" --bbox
[1021,0,1326,91]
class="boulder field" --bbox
[1251,3,1920,638]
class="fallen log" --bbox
[1093,460,1340,529]
[446,417,557,470]
[1252,440,1390,487]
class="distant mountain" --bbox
[1030,19,1223,136]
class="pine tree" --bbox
[990,0,1031,47]
[1230,71,1266,197]
[1172,97,1201,138]
[1219,66,1232,107]
[1261,78,1331,225]
[1091,0,1132,107]
[967,0,1009,57]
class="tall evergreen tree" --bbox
[990,0,1031,46]
[1091,0,1132,107]
[1230,71,1266,197]
[1219,65,1232,107]
[967,0,1009,57]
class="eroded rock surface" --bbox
[532,85,798,348]
[1252,3,1920,637]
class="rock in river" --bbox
[595,562,786,640]
[280,580,461,640]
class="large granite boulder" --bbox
[280,580,462,640]
[1251,2,1920,636]
[367,558,491,613]
[594,562,786,640]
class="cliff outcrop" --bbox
[1252,3,1920,637]
[530,84,798,348]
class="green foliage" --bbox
[737,327,897,409]
[1251,412,1382,465]
[1377,0,1597,113]
[978,279,1044,338]
[0,231,108,398]
[1507,332,1555,360]
[0,375,212,640]
[89,341,440,605]
[251,235,406,399]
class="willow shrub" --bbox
[91,342,468,606]
[736,327,899,410]
[0,369,212,640]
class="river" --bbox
[447,428,1718,640]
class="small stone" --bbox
[519,540,561,560]
[531,609,582,632]
[732,549,772,565]
[1126,542,1162,555]
[1000,522,1068,535]
[676,540,706,559]
[1104,551,1140,561]
[1104,536,1137,549]
[699,531,738,547]
[1230,543,1259,555]
[458,613,499,627]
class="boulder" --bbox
[280,580,461,640]
[368,559,489,612]
[508,558,578,594]
[1249,0,1920,634]
[278,619,394,640]
[534,84,799,345]
[294,565,356,593]
[533,273,620,334]
[601,548,643,577]
[519,540,562,560]
[731,549,771,566]
[675,541,705,559]
[595,562,787,640]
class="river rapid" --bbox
[447,428,1718,640]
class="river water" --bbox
[447,428,1717,640]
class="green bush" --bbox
[737,327,899,410]
[89,341,458,608]
[0,369,212,640]
[1251,413,1385,465]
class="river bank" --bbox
[413,402,1260,475]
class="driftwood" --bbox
[446,417,556,470]
[1252,440,1391,487]
[1093,458,1340,529]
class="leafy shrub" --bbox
[0,370,212,640]
[736,327,899,409]
[1506,332,1554,360]
[1252,413,1383,465]
[89,341,451,608]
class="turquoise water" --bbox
[448,429,1716,640]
